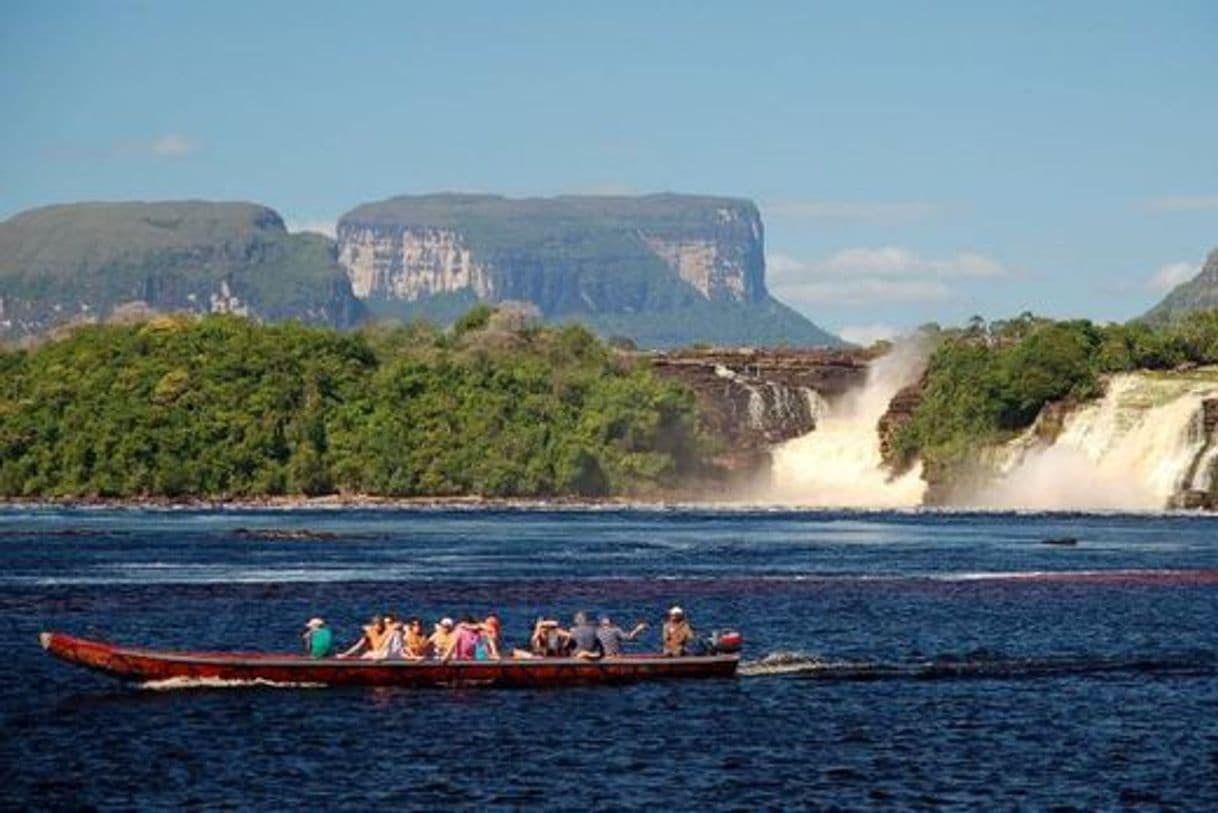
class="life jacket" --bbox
[664,621,693,654]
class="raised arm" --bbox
[338,635,368,659]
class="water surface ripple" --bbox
[2,507,1217,810]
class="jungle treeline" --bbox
[0,308,709,499]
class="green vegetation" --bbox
[0,311,708,499]
[892,310,1218,482]
[0,201,362,340]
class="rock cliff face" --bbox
[0,201,363,340]
[647,348,869,472]
[340,227,493,301]
[337,193,837,348]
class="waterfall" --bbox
[976,373,1218,510]
[766,348,927,507]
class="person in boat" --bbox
[428,617,457,659]
[475,614,501,661]
[338,614,388,659]
[375,613,404,659]
[302,617,333,659]
[402,616,430,660]
[530,617,570,657]
[596,615,647,657]
[661,606,695,656]
[568,611,603,659]
[441,615,483,662]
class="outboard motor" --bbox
[708,628,743,654]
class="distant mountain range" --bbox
[0,194,841,347]
[0,201,363,339]
[1142,248,1218,325]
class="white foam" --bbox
[140,676,326,691]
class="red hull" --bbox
[40,632,740,688]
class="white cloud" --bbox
[1148,261,1199,292]
[764,200,941,223]
[836,323,902,346]
[287,219,337,239]
[766,246,1008,306]
[1146,195,1218,213]
[147,133,198,158]
[775,278,954,305]
[808,247,1005,279]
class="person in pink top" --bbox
[443,615,482,662]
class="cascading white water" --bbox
[767,347,927,507]
[714,364,767,430]
[976,373,1218,510]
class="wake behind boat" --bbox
[40,632,741,688]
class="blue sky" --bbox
[2,1,1215,342]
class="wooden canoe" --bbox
[40,632,740,688]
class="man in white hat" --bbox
[661,606,695,656]
[302,617,333,659]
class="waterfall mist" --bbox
[765,344,928,507]
[970,374,1218,511]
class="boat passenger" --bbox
[428,617,457,659]
[374,613,404,659]
[302,617,333,659]
[661,606,696,657]
[475,614,502,661]
[596,616,647,657]
[445,615,482,661]
[530,618,570,657]
[402,617,430,660]
[568,612,603,659]
[338,614,387,659]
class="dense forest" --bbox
[890,310,1218,484]
[0,308,709,499]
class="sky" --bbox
[2,1,1216,343]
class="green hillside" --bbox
[0,201,363,340]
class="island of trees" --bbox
[0,308,708,500]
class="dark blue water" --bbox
[2,507,1217,810]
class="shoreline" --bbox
[0,494,646,511]
[0,495,1215,517]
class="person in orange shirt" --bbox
[402,616,430,659]
[338,614,388,659]
[427,617,458,659]
[661,606,695,656]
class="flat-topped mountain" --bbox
[0,201,363,340]
[337,193,841,347]
[1143,247,1218,325]
[0,194,841,348]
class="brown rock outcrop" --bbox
[877,381,924,473]
[645,347,871,476]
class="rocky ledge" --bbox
[646,347,871,473]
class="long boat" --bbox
[40,632,741,688]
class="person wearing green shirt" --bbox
[303,617,333,658]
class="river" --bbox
[3,506,1217,809]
